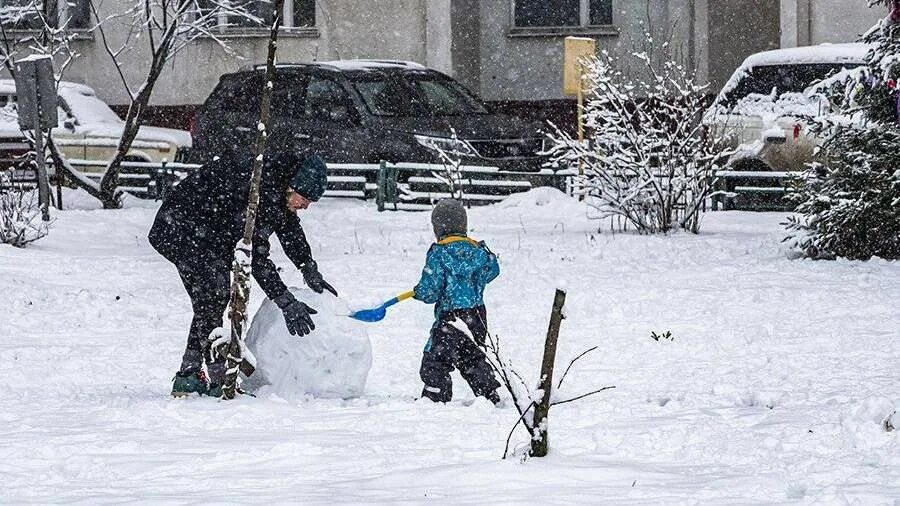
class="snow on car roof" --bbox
[0,78,122,128]
[740,43,870,68]
[316,59,427,71]
[0,78,99,97]
[714,43,871,111]
[248,60,427,73]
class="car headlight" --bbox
[414,134,477,158]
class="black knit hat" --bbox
[431,199,467,239]
[290,155,328,201]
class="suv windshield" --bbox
[719,63,860,108]
[350,71,488,117]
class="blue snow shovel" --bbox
[349,290,415,323]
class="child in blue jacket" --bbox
[413,199,502,404]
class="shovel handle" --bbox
[384,290,415,308]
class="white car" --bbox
[706,43,868,172]
[0,80,191,173]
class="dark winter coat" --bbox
[148,150,315,301]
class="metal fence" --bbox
[3,157,800,212]
[712,170,801,211]
[330,162,574,211]
[8,159,575,208]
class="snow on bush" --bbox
[544,41,731,234]
[243,288,372,399]
[0,174,51,248]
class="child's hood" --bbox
[436,241,492,275]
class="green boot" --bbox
[171,371,209,397]
[206,383,223,397]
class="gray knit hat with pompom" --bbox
[431,199,467,240]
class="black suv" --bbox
[190,60,548,171]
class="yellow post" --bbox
[577,62,584,178]
[563,37,595,199]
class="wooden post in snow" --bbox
[530,288,566,457]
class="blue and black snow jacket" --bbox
[413,236,500,318]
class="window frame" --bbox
[0,0,92,35]
[508,0,618,38]
[204,0,319,38]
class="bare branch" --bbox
[90,0,133,97]
[556,346,598,389]
[550,386,616,407]
[503,402,536,459]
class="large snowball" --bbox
[243,288,372,399]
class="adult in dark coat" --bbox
[149,148,335,397]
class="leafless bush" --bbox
[0,174,52,247]
[545,37,732,234]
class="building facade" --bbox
[1,0,889,127]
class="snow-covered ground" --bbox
[2,188,898,504]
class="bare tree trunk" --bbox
[530,289,566,457]
[96,40,172,208]
[220,0,285,400]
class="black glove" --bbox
[273,292,317,337]
[301,261,338,296]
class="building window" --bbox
[290,0,315,27]
[0,0,91,31]
[513,0,612,28]
[200,0,315,30]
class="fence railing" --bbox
[4,157,800,212]
[346,161,574,211]
[712,170,801,211]
[65,159,196,200]
[3,158,575,208]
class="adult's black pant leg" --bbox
[177,258,231,382]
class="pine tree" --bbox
[785,1,900,260]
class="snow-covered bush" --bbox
[414,129,466,202]
[0,173,51,248]
[545,43,731,234]
[785,3,900,260]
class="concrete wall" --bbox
[474,0,685,102]
[809,0,883,44]
[707,0,780,90]
[781,0,886,47]
[3,0,432,107]
[8,0,884,113]
[450,0,482,91]
[426,0,453,74]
